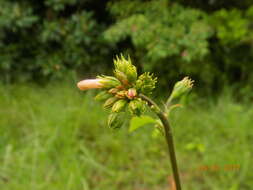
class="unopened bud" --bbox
[126,88,137,99]
[114,70,129,86]
[169,77,194,101]
[103,97,119,109]
[128,99,146,116]
[112,99,127,112]
[125,64,137,84]
[113,55,137,85]
[115,90,127,99]
[94,91,112,101]
[77,79,103,91]
[107,113,124,129]
[97,75,121,89]
[108,88,119,94]
[135,72,157,95]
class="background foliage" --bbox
[0,84,252,189]
[1,0,253,95]
[0,0,110,82]
[1,1,252,189]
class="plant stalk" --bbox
[139,94,182,190]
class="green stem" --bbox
[139,94,182,190]
[166,96,172,108]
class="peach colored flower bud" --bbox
[126,88,137,99]
[77,79,103,90]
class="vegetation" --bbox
[0,83,252,189]
[0,0,253,95]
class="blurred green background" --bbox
[0,0,252,189]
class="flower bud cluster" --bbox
[135,72,157,95]
[77,55,157,129]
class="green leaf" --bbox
[129,115,156,132]
[151,127,160,139]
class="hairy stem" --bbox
[139,94,182,190]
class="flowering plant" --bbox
[77,55,193,190]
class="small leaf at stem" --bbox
[129,115,156,132]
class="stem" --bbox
[166,96,172,108]
[139,94,182,190]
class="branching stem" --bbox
[139,94,182,190]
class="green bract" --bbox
[169,77,194,101]
[113,55,137,84]
[94,91,112,101]
[112,99,127,112]
[107,113,124,129]
[128,99,147,116]
[135,72,157,95]
[114,70,129,86]
[103,97,119,109]
[97,75,121,89]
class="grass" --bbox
[0,82,252,190]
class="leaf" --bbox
[185,143,196,150]
[185,142,206,153]
[167,104,183,116]
[129,115,156,132]
[151,127,160,139]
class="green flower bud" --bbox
[97,75,121,89]
[135,72,157,95]
[115,90,127,99]
[107,113,124,129]
[103,97,119,109]
[113,55,137,85]
[128,99,146,116]
[94,91,112,101]
[112,99,127,113]
[169,77,194,101]
[114,55,127,73]
[125,64,137,84]
[108,88,119,94]
[114,69,129,86]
